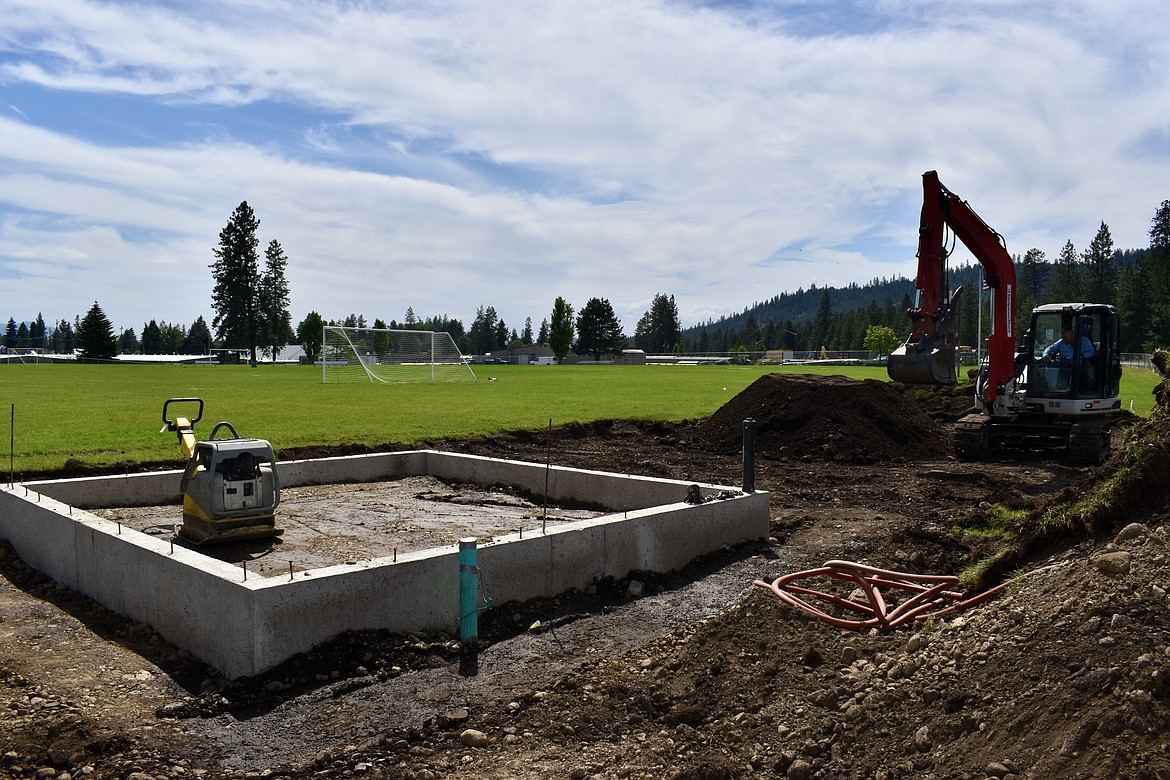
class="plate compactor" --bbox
[161,398,282,545]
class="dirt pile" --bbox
[699,373,949,463]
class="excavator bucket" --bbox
[887,340,957,385]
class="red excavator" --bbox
[887,170,1122,465]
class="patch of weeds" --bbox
[1031,426,1158,540]
[958,548,1015,591]
[951,503,1025,540]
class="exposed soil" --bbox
[4,373,1170,780]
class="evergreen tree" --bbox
[468,306,500,354]
[549,297,575,362]
[1017,248,1048,318]
[1082,222,1118,304]
[159,322,185,354]
[119,326,140,354]
[1047,240,1082,303]
[3,318,14,348]
[521,317,534,345]
[696,326,711,353]
[494,318,509,350]
[75,302,117,362]
[633,293,681,353]
[538,318,550,344]
[185,316,213,354]
[1147,200,1170,345]
[404,307,418,327]
[258,239,294,361]
[1116,264,1152,351]
[51,319,74,353]
[142,320,162,354]
[810,289,832,350]
[296,311,325,363]
[32,313,45,348]
[574,297,626,360]
[211,201,262,363]
[739,313,761,350]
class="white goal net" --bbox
[322,326,477,383]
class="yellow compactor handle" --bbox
[161,398,204,460]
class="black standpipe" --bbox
[742,418,756,493]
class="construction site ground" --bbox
[4,373,1170,780]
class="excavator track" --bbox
[953,414,993,461]
[1068,419,1111,466]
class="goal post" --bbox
[322,326,477,383]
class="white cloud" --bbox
[0,0,1168,334]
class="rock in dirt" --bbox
[459,729,490,747]
[699,373,947,463]
[1115,522,1148,543]
[1093,551,1132,575]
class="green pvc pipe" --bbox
[458,537,478,642]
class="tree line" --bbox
[9,198,1168,363]
[683,199,1170,356]
[2,201,295,363]
[290,293,684,364]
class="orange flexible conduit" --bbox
[753,559,1058,631]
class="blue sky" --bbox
[2,0,1169,337]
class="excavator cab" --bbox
[1021,304,1121,409]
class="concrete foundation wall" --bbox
[0,486,258,673]
[2,452,769,679]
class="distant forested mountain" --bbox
[679,246,1152,355]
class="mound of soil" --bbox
[699,373,949,463]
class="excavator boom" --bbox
[888,171,1017,406]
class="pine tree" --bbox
[75,302,117,362]
[1146,200,1170,345]
[521,317,534,345]
[538,318,550,345]
[633,293,681,353]
[142,320,162,354]
[159,323,185,354]
[1116,264,1152,351]
[258,239,294,361]
[1047,240,1082,303]
[119,327,140,354]
[52,319,74,353]
[1082,222,1118,304]
[574,297,626,360]
[1017,248,1048,318]
[211,201,262,364]
[185,316,213,354]
[468,306,500,354]
[810,289,832,350]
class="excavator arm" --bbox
[888,171,1017,406]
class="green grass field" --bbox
[0,363,1161,474]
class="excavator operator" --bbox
[1042,327,1095,367]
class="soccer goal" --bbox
[322,326,477,383]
